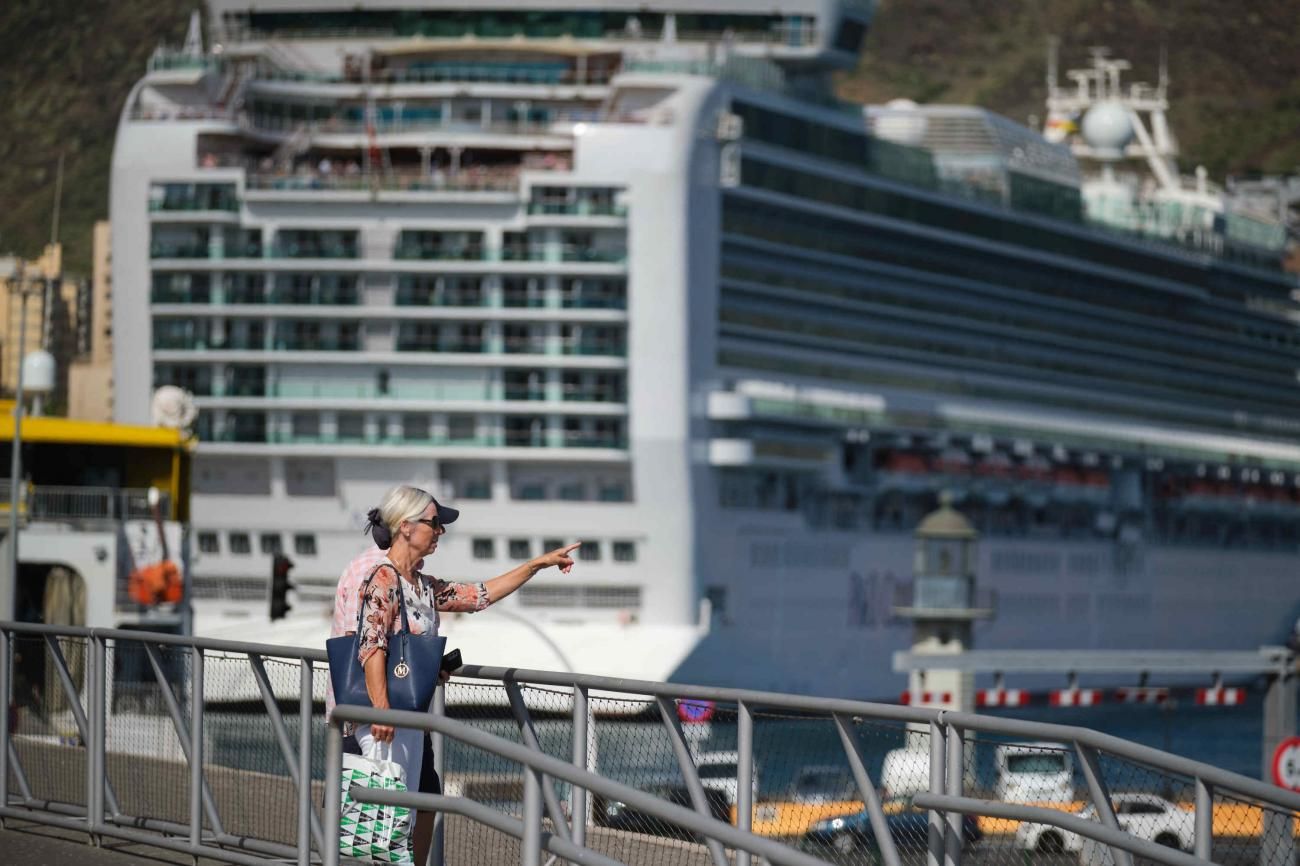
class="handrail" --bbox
[912,794,1210,866]
[327,704,835,866]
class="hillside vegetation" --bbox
[1,0,1298,276]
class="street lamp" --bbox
[4,270,51,622]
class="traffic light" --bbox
[270,554,295,621]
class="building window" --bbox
[472,538,496,559]
[294,533,317,556]
[613,541,636,562]
[260,533,283,555]
[197,532,219,554]
[508,539,532,559]
[229,532,251,555]
[577,541,600,561]
[542,538,564,553]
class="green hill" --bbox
[1,0,1297,276]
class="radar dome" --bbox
[873,99,928,147]
[21,350,56,394]
[1081,101,1134,159]
[151,386,198,432]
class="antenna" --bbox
[1046,36,1059,96]
[183,9,204,58]
[49,152,65,247]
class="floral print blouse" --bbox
[356,559,489,666]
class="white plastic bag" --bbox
[339,741,415,865]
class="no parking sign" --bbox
[1271,736,1300,791]
[677,699,715,723]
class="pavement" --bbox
[0,819,231,865]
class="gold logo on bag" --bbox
[393,662,410,679]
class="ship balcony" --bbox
[0,484,175,523]
[244,170,521,199]
[891,580,997,622]
[708,438,833,469]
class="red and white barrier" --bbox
[899,691,952,706]
[1049,688,1104,707]
[1196,686,1246,706]
[976,688,1030,708]
[1114,687,1169,704]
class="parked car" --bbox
[695,750,760,812]
[593,771,730,839]
[750,765,865,837]
[1015,793,1194,854]
[995,742,1075,805]
[802,801,983,859]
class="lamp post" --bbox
[4,273,43,621]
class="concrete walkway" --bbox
[0,820,230,865]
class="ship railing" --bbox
[0,484,172,522]
[4,622,1297,866]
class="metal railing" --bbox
[0,484,174,522]
[4,621,1300,866]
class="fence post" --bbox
[298,659,313,866]
[1261,667,1297,866]
[521,766,542,866]
[945,723,963,866]
[88,634,106,844]
[323,720,342,866]
[571,684,589,849]
[737,699,754,866]
[0,627,8,828]
[1194,778,1213,861]
[189,646,204,849]
[928,720,946,866]
[431,683,446,866]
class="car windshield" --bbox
[1006,754,1066,774]
[796,770,852,794]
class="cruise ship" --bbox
[110,0,1300,699]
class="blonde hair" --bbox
[378,485,434,535]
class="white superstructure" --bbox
[112,4,1300,699]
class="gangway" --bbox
[3,620,1300,866]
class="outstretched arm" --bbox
[482,542,581,604]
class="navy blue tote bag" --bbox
[327,563,446,713]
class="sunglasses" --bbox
[409,517,441,531]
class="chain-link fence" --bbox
[5,623,1300,866]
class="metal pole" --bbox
[431,683,446,866]
[927,721,946,866]
[5,287,29,622]
[521,766,542,866]
[736,700,754,866]
[298,660,313,866]
[0,627,9,825]
[189,646,205,848]
[945,723,963,866]
[87,635,104,844]
[323,721,342,866]
[1194,778,1212,862]
[1261,669,1297,866]
[571,684,588,849]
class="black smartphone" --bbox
[440,648,462,674]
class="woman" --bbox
[351,484,578,866]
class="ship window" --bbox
[402,414,430,442]
[516,483,547,501]
[599,482,629,502]
[448,415,477,442]
[472,538,496,559]
[294,534,317,556]
[558,481,586,501]
[613,541,636,562]
[198,532,219,554]
[229,532,251,555]
[508,539,532,559]
[260,533,283,555]
[577,541,600,561]
[543,538,564,553]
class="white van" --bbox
[994,742,1074,803]
[880,748,932,802]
